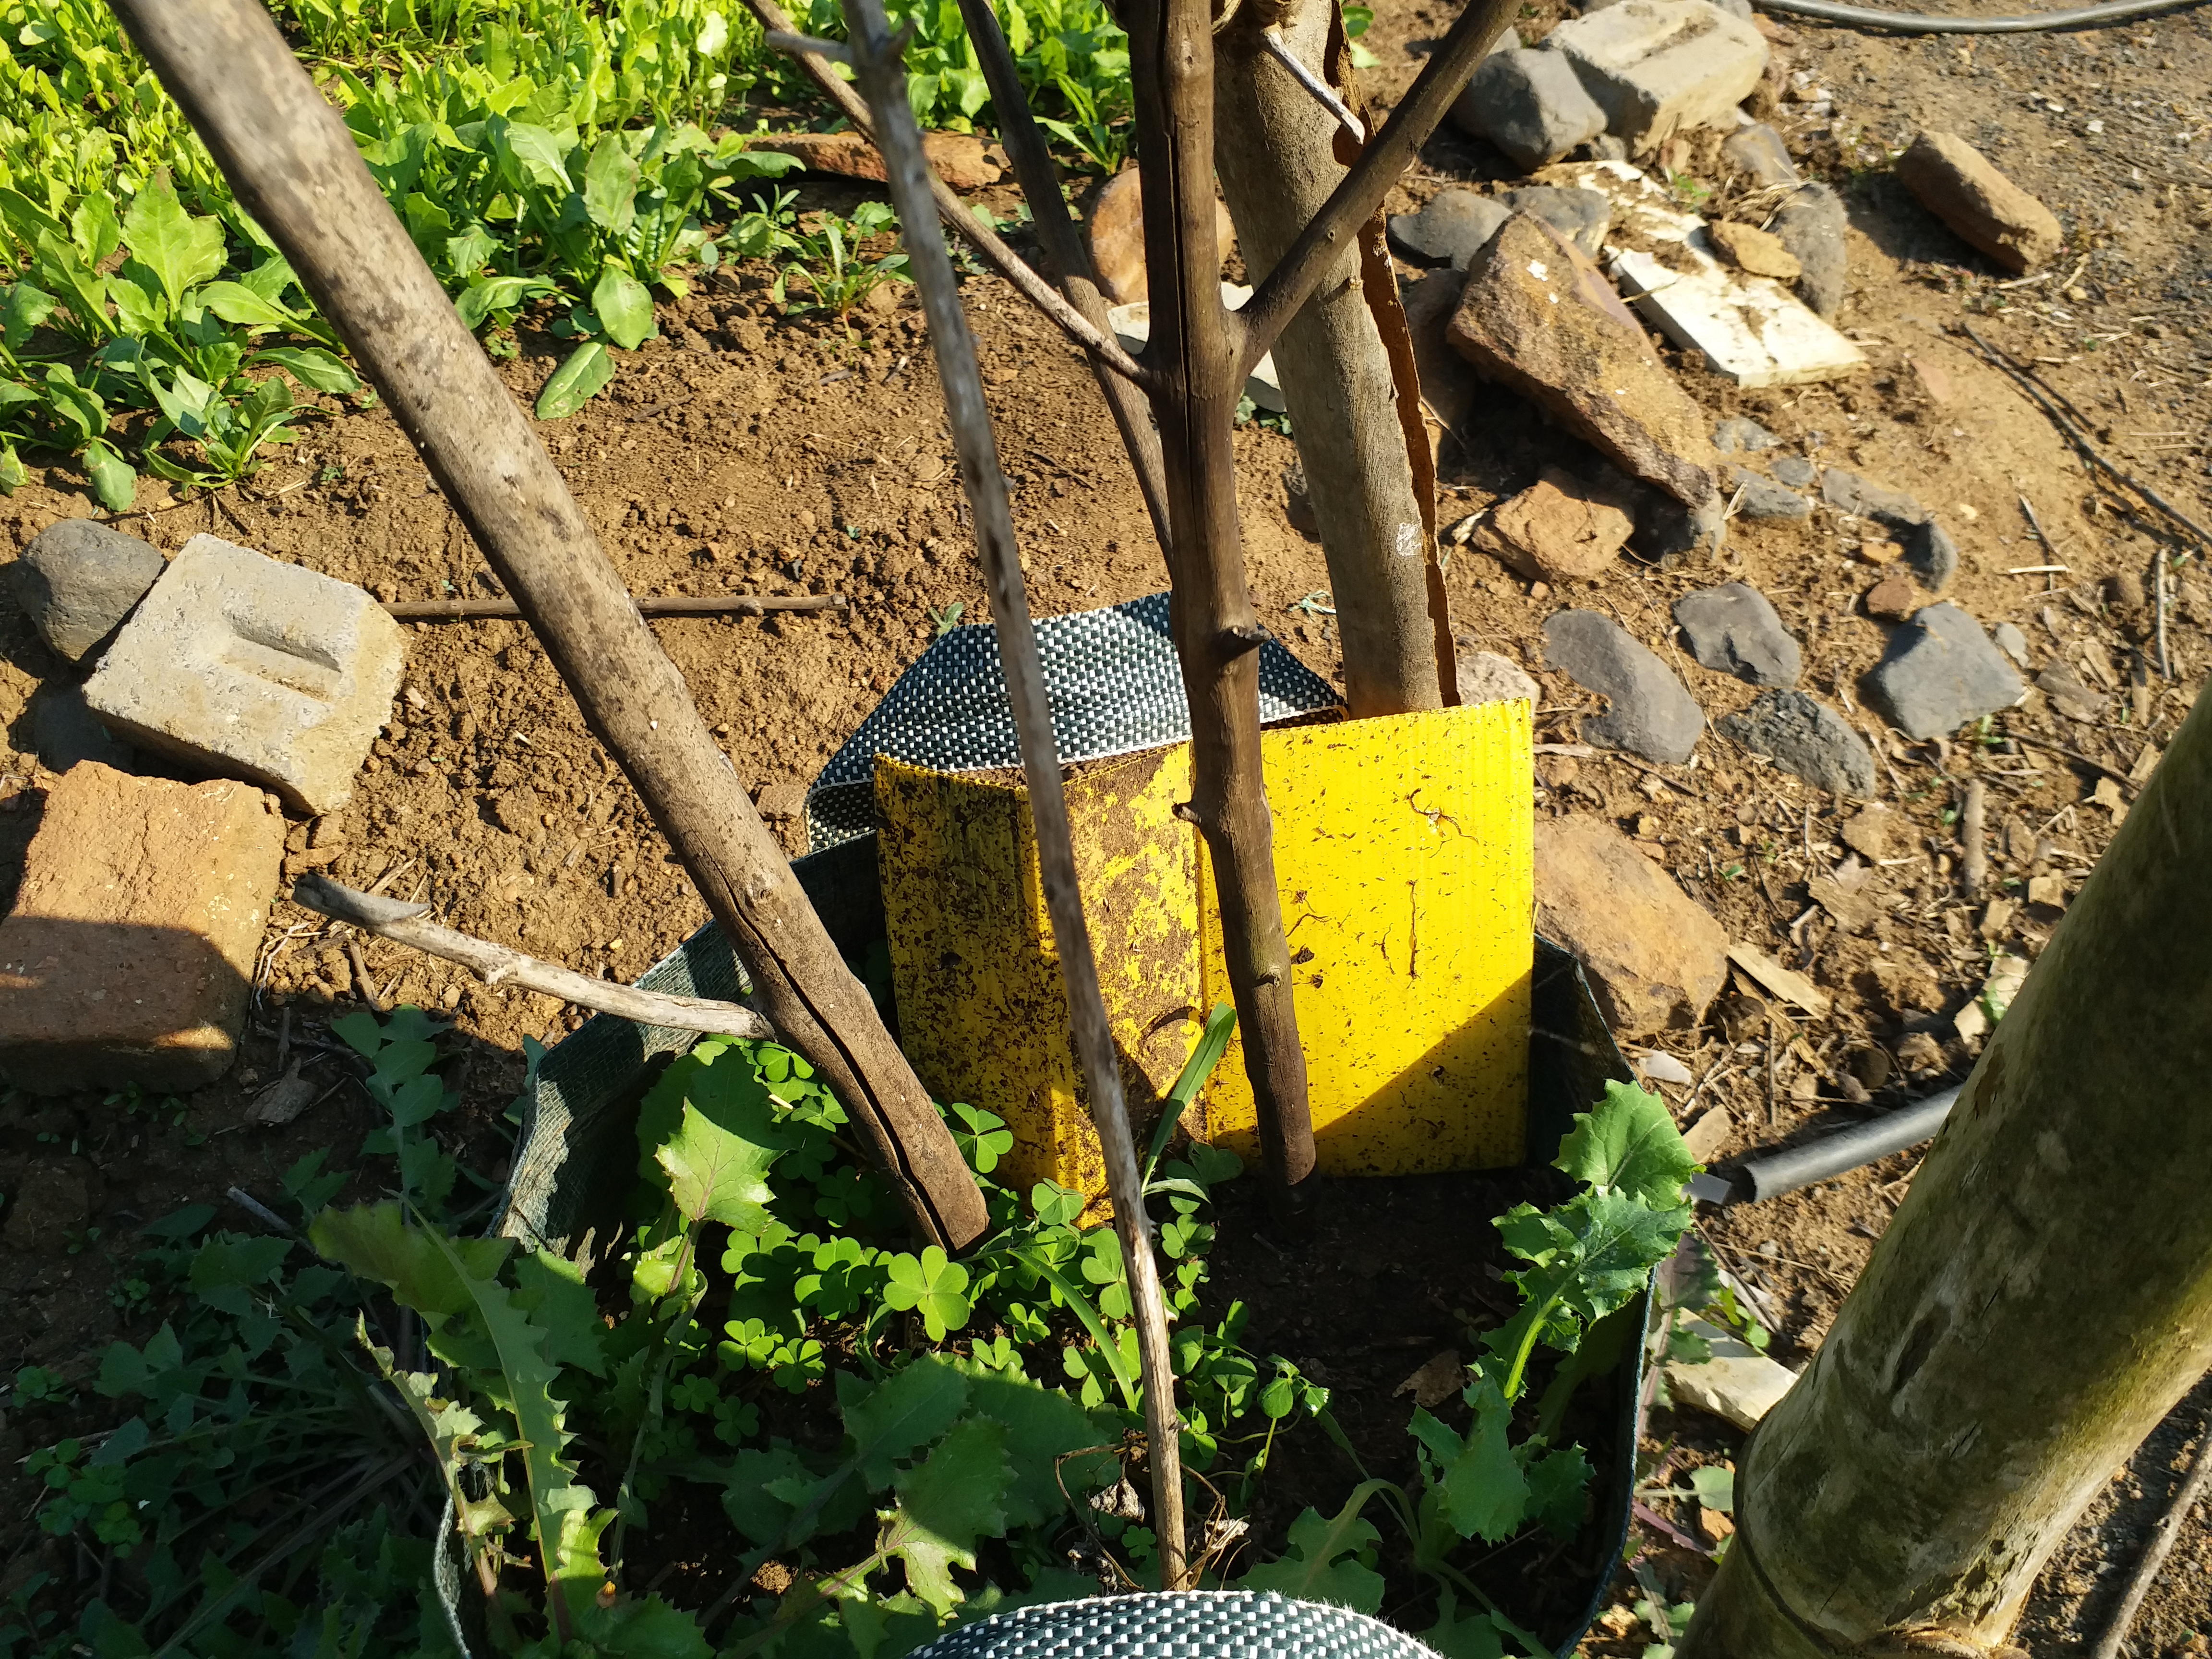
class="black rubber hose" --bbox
[1755,0,2203,32]
[1731,1085,1961,1202]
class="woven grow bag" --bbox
[486,831,1647,1656]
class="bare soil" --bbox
[6,0,2212,1647]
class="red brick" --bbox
[0,763,284,1094]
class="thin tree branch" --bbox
[1234,0,1520,379]
[2088,1396,2212,1659]
[744,0,1159,390]
[291,874,776,1040]
[385,593,846,620]
[838,0,1190,1589]
[952,0,1176,553]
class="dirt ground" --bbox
[5,0,2212,1647]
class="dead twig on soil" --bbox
[1962,323,2212,565]
[344,938,387,1013]
[737,0,1153,390]
[292,874,775,1041]
[2003,731,2140,794]
[385,594,848,620]
[829,0,1189,1585]
[1960,778,1987,899]
[2087,1395,2212,1659]
[120,0,988,1254]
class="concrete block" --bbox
[10,518,166,663]
[1452,49,1608,172]
[1545,0,1768,155]
[81,535,406,815]
[0,762,284,1094]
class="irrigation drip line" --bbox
[1755,0,2202,31]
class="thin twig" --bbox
[950,0,1174,551]
[1960,778,1987,899]
[2153,547,2173,681]
[344,937,387,1013]
[744,0,1155,389]
[1234,0,1522,377]
[1259,26,1364,140]
[839,0,1188,1587]
[292,874,774,1039]
[2005,731,2140,793]
[1961,323,2212,553]
[2087,1400,2212,1659]
[385,593,847,620]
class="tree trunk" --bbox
[1680,686,2212,1657]
[117,0,990,1252]
[1126,0,1319,1198]
[1213,0,1455,717]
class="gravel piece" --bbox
[1718,689,1876,795]
[1452,49,1608,172]
[1993,621,2031,667]
[1771,455,1817,487]
[1895,130,2063,274]
[1713,417,1779,454]
[1387,188,1512,269]
[1458,651,1541,707]
[1543,609,1705,763]
[1673,582,1802,687]
[1503,185,1612,257]
[1727,466,1811,520]
[1863,602,2025,740]
[1771,182,1848,318]
[11,519,167,664]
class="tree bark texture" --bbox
[1213,0,1455,716]
[1681,686,2212,1657]
[118,0,988,1252]
[1126,0,1318,1194]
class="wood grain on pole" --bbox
[836,0,1190,1584]
[292,874,776,1041]
[114,0,986,1251]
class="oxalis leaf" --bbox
[1235,1479,1391,1613]
[882,1246,973,1342]
[537,340,613,420]
[882,1415,1013,1615]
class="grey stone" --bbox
[1503,185,1612,257]
[1993,620,2031,667]
[1727,466,1812,520]
[31,683,135,773]
[1863,602,2025,741]
[1822,467,1926,527]
[11,519,167,664]
[1544,0,1769,156]
[1588,133,1632,161]
[1387,189,1512,269]
[2036,661,2105,722]
[1771,455,1817,487]
[81,534,407,815]
[1283,464,1319,536]
[1543,609,1705,763]
[1713,417,1779,453]
[1909,518,1959,592]
[1721,122,1801,187]
[1771,183,1848,318]
[1640,494,1729,560]
[1453,49,1609,173]
[1719,690,1875,795]
[1673,582,1801,687]
[1457,650,1541,707]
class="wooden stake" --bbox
[830,0,1190,1585]
[116,0,987,1252]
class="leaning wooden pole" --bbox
[1680,684,2212,1657]
[1126,0,1318,1204]
[115,0,988,1252]
[830,0,1189,1581]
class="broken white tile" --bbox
[1665,1315,1800,1429]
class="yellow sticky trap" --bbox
[876,747,1204,1207]
[874,699,1533,1210]
[1198,702,1534,1174]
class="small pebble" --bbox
[1772,456,1817,487]
[1993,621,2031,667]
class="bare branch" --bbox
[1259,26,1365,141]
[839,0,1191,1589]
[950,0,1175,552]
[745,0,1159,389]
[385,593,846,620]
[1234,0,1521,378]
[292,874,776,1040]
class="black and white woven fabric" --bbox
[805,592,1340,851]
[908,1591,1439,1659]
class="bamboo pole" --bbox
[828,0,1190,1584]
[115,0,988,1252]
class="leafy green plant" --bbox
[1226,1082,1700,1657]
[773,200,911,322]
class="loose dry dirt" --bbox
[5,0,2212,1647]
